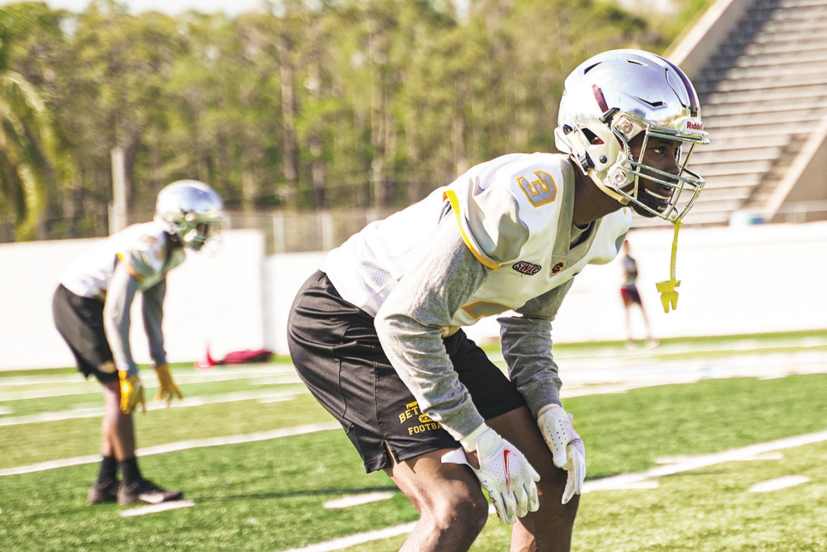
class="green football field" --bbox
[1,332,826,551]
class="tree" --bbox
[0,2,70,241]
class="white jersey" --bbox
[326,152,631,328]
[59,221,186,300]
[324,152,632,439]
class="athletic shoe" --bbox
[117,479,183,505]
[644,338,661,349]
[88,479,119,504]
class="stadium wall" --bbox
[1,223,825,370]
[264,222,827,354]
[0,229,266,370]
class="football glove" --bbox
[537,404,586,504]
[442,425,540,524]
[118,371,146,415]
[153,363,183,406]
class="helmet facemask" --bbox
[603,113,706,223]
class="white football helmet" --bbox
[554,49,710,222]
[155,180,225,251]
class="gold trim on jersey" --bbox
[443,190,500,270]
[116,252,146,283]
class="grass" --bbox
[1,339,826,551]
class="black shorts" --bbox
[621,285,642,306]
[52,284,118,384]
[287,270,526,473]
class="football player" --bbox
[620,240,658,349]
[288,49,708,551]
[52,180,225,505]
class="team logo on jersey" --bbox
[512,261,541,275]
[551,261,566,274]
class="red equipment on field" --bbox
[195,344,273,369]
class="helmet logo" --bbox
[551,261,566,275]
[686,120,703,130]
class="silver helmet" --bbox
[554,49,710,222]
[154,180,225,251]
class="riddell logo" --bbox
[513,261,541,275]
[686,121,703,130]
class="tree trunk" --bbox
[279,33,299,205]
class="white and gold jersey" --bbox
[59,221,186,300]
[325,152,632,440]
[326,152,631,328]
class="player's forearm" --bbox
[142,281,167,366]
[374,219,490,440]
[499,315,564,418]
[103,262,140,375]
[376,312,486,440]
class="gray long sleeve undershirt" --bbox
[103,260,167,376]
[142,279,167,366]
[374,215,570,441]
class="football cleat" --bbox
[88,479,119,504]
[117,478,183,505]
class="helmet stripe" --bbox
[592,84,609,114]
[660,57,700,117]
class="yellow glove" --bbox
[119,371,146,414]
[153,363,184,406]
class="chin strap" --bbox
[586,168,630,205]
[655,219,682,313]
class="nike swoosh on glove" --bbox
[119,371,146,415]
[153,363,184,406]
[442,425,540,524]
[537,404,586,504]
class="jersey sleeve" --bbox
[117,232,167,283]
[443,153,566,268]
[443,179,529,268]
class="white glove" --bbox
[442,425,540,524]
[537,404,586,504]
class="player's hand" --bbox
[118,371,146,414]
[537,404,586,504]
[442,425,540,524]
[153,363,183,406]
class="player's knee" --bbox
[431,487,489,536]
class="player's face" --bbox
[624,133,682,218]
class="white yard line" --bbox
[279,522,418,552]
[0,368,299,399]
[749,475,810,493]
[0,389,306,427]
[583,429,827,492]
[0,422,340,477]
[120,500,195,517]
[278,429,827,552]
[323,492,395,510]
